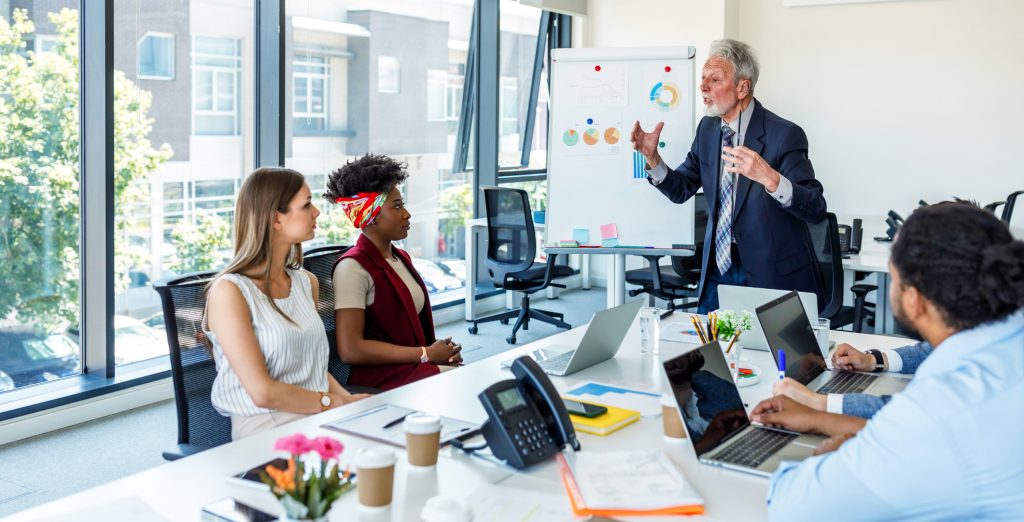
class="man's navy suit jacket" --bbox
[652,98,827,303]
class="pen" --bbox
[777,350,786,381]
[382,412,414,430]
[659,309,674,320]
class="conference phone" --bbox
[477,356,580,469]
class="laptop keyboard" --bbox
[817,371,875,394]
[535,351,575,373]
[715,429,797,468]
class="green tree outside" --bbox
[0,9,172,332]
[169,213,231,274]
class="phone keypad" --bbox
[512,417,555,457]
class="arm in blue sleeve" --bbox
[649,120,707,204]
[893,341,934,374]
[841,393,892,419]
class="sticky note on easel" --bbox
[601,237,619,247]
[572,228,590,244]
[600,223,618,240]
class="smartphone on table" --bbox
[563,399,607,418]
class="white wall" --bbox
[736,0,1024,217]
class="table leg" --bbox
[464,223,476,321]
[875,272,892,334]
[581,254,591,290]
[610,254,626,307]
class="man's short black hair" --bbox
[891,201,1024,331]
[323,154,409,201]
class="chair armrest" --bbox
[342,384,382,395]
[850,284,876,297]
[162,443,213,461]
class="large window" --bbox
[113,2,253,368]
[193,36,243,136]
[285,1,474,301]
[0,7,82,394]
[499,0,548,169]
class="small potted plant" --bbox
[261,433,356,521]
[712,309,754,375]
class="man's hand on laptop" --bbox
[831,343,875,372]
[750,396,825,435]
[773,378,827,411]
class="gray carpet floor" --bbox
[0,288,611,518]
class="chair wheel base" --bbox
[468,325,478,334]
[506,335,516,344]
[499,318,509,325]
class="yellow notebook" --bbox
[562,397,640,436]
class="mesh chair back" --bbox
[481,186,536,286]
[153,271,230,450]
[672,192,709,276]
[805,213,844,318]
[301,245,353,385]
[1003,190,1024,224]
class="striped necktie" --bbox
[714,125,737,275]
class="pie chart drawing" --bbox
[650,81,680,111]
[583,128,600,145]
[604,127,620,144]
[563,129,579,146]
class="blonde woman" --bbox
[204,167,369,440]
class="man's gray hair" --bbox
[709,39,759,92]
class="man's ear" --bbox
[902,286,926,322]
[738,79,751,98]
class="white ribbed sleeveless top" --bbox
[207,269,329,417]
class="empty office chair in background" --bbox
[1002,190,1023,224]
[153,270,228,461]
[468,186,574,344]
[983,200,1006,215]
[302,245,379,394]
[806,213,876,333]
[624,193,708,311]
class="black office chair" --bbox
[302,245,379,394]
[984,200,1006,215]
[806,213,876,333]
[624,193,708,311]
[153,271,230,461]
[1002,190,1024,224]
[468,186,574,344]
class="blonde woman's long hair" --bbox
[207,167,307,326]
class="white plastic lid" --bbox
[355,446,397,469]
[420,495,472,522]
[404,413,442,434]
[660,392,679,408]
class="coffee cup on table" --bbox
[661,393,686,439]
[404,413,442,467]
[355,447,396,508]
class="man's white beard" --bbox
[704,103,723,118]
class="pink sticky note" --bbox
[600,223,618,240]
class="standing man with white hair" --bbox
[631,39,827,313]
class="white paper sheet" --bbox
[569,450,703,511]
[321,404,479,448]
[468,484,574,521]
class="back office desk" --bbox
[6,315,909,522]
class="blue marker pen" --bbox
[777,350,786,381]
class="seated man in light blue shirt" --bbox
[750,201,1024,521]
[773,341,933,418]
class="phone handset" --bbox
[511,356,580,451]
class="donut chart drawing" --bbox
[649,81,680,111]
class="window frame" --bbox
[377,55,401,94]
[292,51,330,132]
[191,35,243,136]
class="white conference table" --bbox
[5,313,910,522]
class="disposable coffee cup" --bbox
[404,414,442,467]
[661,393,686,439]
[355,447,396,508]
[421,495,472,522]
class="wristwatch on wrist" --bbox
[864,349,885,372]
[319,391,332,411]
[420,346,430,364]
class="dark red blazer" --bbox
[336,234,440,390]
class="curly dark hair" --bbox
[323,154,409,201]
[891,201,1024,331]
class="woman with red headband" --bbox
[325,154,463,391]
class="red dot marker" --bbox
[665,66,671,72]
[594,65,601,71]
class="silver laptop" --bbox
[756,291,909,396]
[663,341,825,477]
[502,300,643,376]
[718,285,819,351]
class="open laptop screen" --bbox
[756,291,827,386]
[664,342,748,457]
